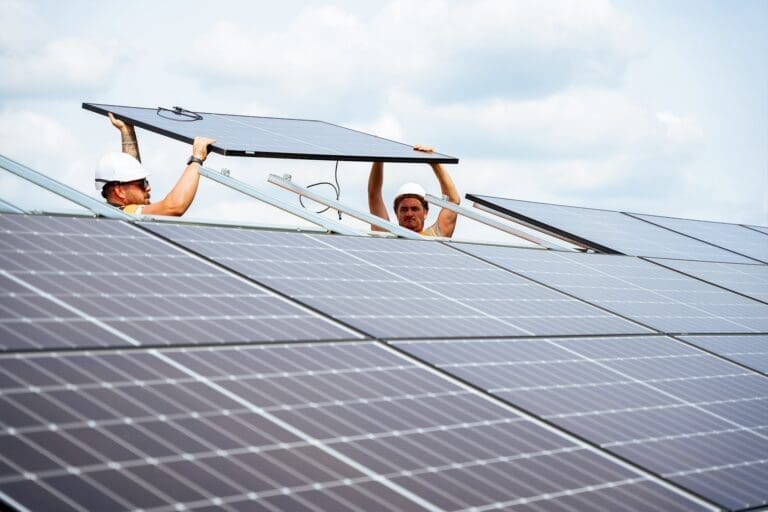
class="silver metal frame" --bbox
[0,197,26,214]
[199,166,361,236]
[0,153,132,220]
[426,194,571,250]
[268,174,424,240]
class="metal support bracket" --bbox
[268,173,424,240]
[0,154,133,220]
[0,197,26,214]
[198,166,361,236]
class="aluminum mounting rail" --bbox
[199,166,361,236]
[267,173,423,240]
[0,197,26,214]
[426,194,571,250]
[0,153,133,220]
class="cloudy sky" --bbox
[1,0,766,241]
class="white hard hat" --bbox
[394,182,426,201]
[94,152,151,190]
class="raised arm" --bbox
[367,161,389,231]
[109,112,141,162]
[141,136,215,217]
[415,145,460,237]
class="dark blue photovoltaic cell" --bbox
[681,335,768,374]
[649,258,768,304]
[142,222,648,339]
[0,342,707,512]
[468,194,754,262]
[632,213,768,264]
[453,242,768,334]
[395,336,768,510]
[83,103,457,163]
[0,214,357,350]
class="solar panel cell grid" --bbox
[0,342,710,512]
[681,335,768,374]
[144,223,647,339]
[631,213,768,263]
[0,214,357,350]
[454,242,768,334]
[650,258,768,304]
[395,336,768,510]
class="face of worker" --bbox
[117,178,151,205]
[396,196,428,232]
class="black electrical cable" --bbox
[156,106,203,122]
[299,161,343,220]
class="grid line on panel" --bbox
[646,257,768,306]
[148,349,445,512]
[626,213,765,264]
[0,342,719,512]
[379,341,721,510]
[679,335,768,376]
[0,215,362,350]
[133,223,374,342]
[444,243,661,333]
[627,212,768,265]
[0,270,140,348]
[448,242,768,336]
[307,236,537,338]
[392,336,768,510]
[141,222,648,340]
[515,337,768,443]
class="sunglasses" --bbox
[122,178,149,190]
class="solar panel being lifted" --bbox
[83,103,458,163]
[467,194,754,262]
[0,214,358,350]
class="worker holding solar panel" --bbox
[368,146,460,237]
[94,113,215,216]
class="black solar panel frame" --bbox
[83,103,459,164]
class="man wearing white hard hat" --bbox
[368,145,460,237]
[95,113,215,216]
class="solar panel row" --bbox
[467,194,767,264]
[2,212,766,511]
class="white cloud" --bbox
[185,0,638,110]
[0,37,120,96]
[655,112,704,144]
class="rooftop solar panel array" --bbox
[2,208,766,511]
[83,103,458,163]
[467,194,755,262]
